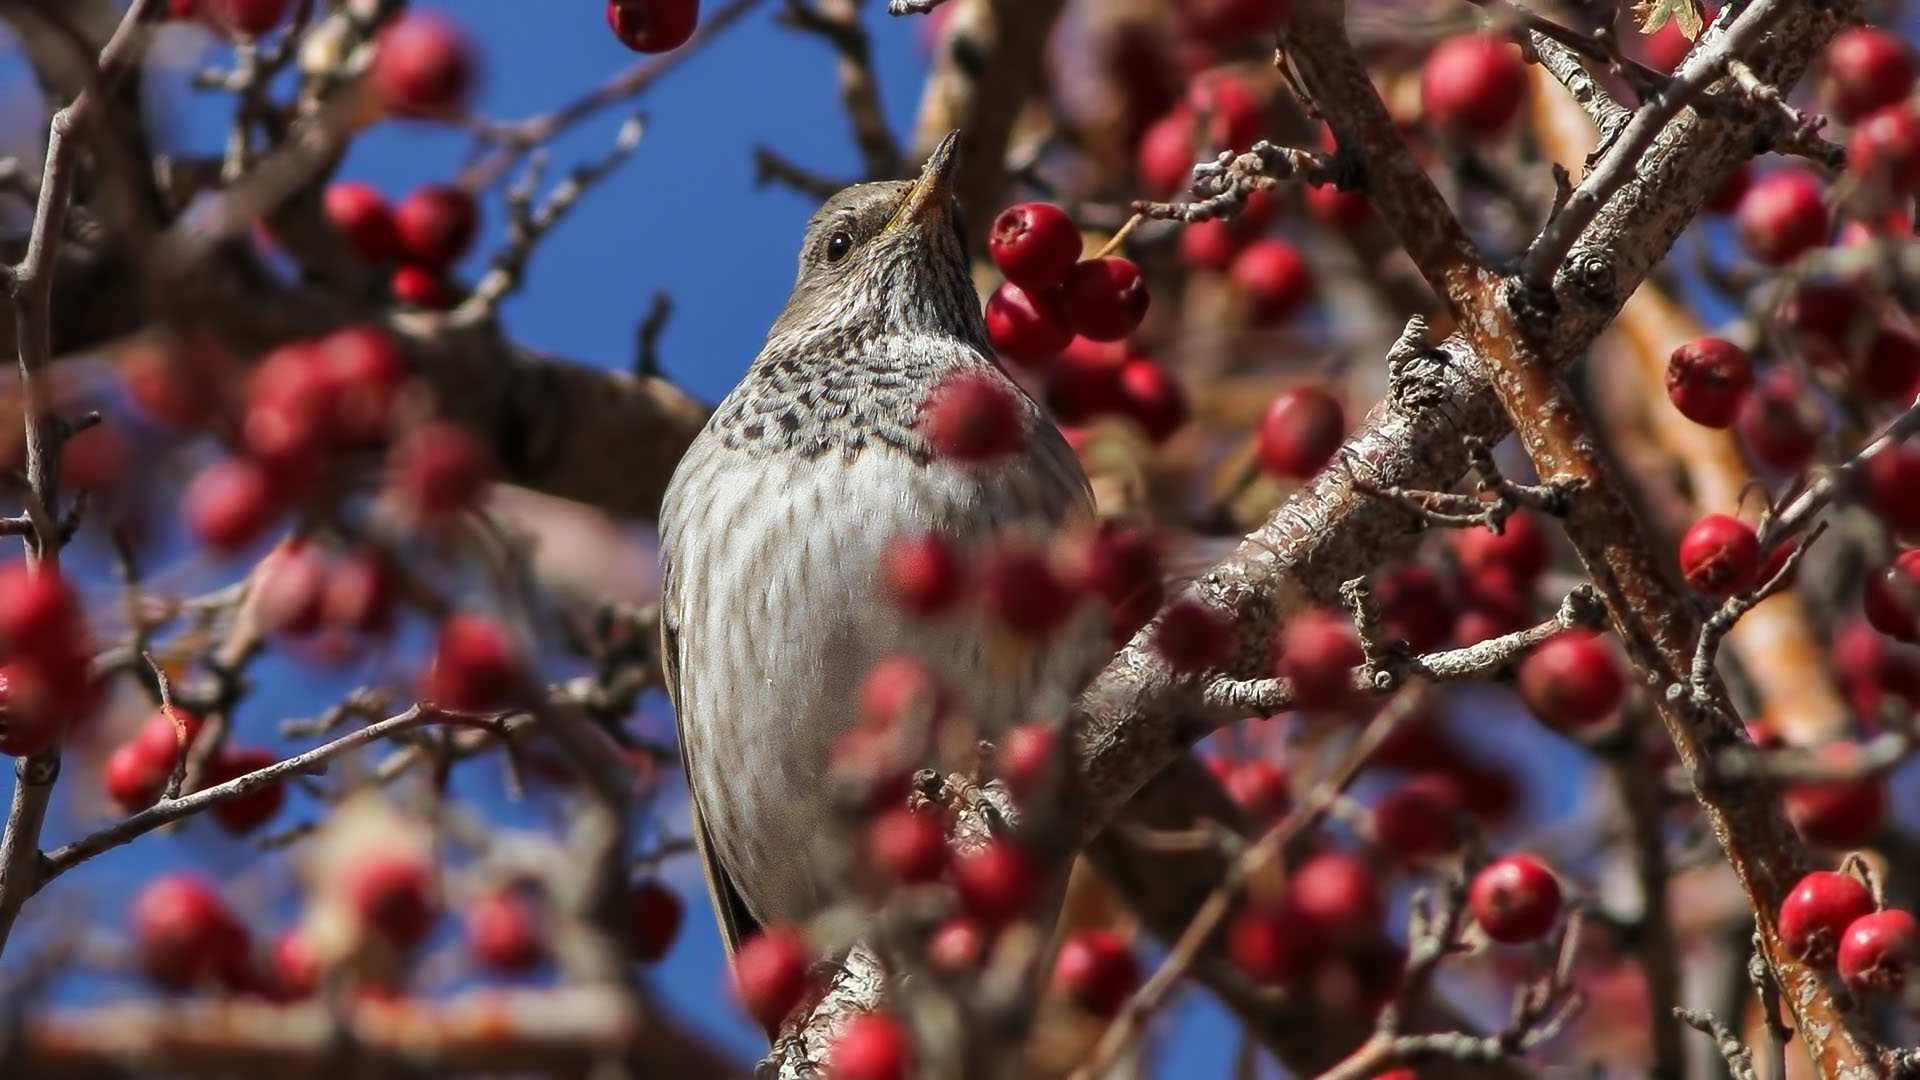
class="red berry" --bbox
[1841,210,1916,253]
[1221,759,1289,826]
[1864,551,1920,642]
[0,653,91,754]
[1420,35,1529,137]
[105,739,169,812]
[0,564,93,730]
[1782,283,1867,371]
[1065,521,1163,643]
[1736,171,1830,266]
[467,888,545,973]
[1824,27,1916,123]
[185,458,281,554]
[370,12,476,118]
[1737,369,1822,472]
[270,929,319,999]
[1117,355,1187,442]
[324,183,401,263]
[242,352,330,487]
[133,707,205,764]
[989,203,1081,289]
[921,371,1027,462]
[856,654,943,733]
[1043,338,1129,426]
[203,0,291,35]
[867,807,947,886]
[1838,909,1920,995]
[1638,16,1697,74]
[1780,870,1877,965]
[1059,258,1150,342]
[1228,898,1317,984]
[342,850,438,950]
[1784,750,1887,849]
[1230,238,1312,324]
[1850,106,1920,195]
[1835,617,1920,699]
[422,614,525,711]
[322,550,399,635]
[1703,161,1754,215]
[1136,108,1198,198]
[316,325,405,446]
[1455,511,1549,584]
[1275,608,1362,711]
[1373,773,1465,861]
[1052,929,1140,1017]
[391,265,456,309]
[1375,564,1454,653]
[1862,328,1920,401]
[1289,851,1382,942]
[985,282,1072,369]
[1305,179,1373,227]
[1865,448,1920,539]
[1469,854,1562,944]
[1152,597,1230,672]
[131,874,252,989]
[121,345,208,428]
[55,422,125,494]
[829,1011,911,1080]
[953,840,1041,924]
[1518,630,1625,727]
[393,185,478,272]
[1679,514,1761,597]
[254,540,327,636]
[1256,384,1344,479]
[606,0,700,54]
[1180,219,1241,271]
[734,925,813,1027]
[1188,73,1264,154]
[0,563,79,657]
[981,544,1078,637]
[997,722,1060,797]
[390,422,492,521]
[628,880,683,963]
[1179,0,1288,46]
[927,917,988,971]
[204,746,284,833]
[1665,338,1752,428]
[881,532,964,617]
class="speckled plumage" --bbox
[658,134,1098,959]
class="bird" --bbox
[657,130,1100,965]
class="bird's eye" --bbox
[825,230,853,262]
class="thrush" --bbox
[658,132,1101,964]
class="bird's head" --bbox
[767,131,982,347]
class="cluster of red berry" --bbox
[1780,869,1917,998]
[122,859,684,998]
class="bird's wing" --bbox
[659,558,760,963]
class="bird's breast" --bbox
[659,432,1096,926]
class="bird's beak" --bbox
[882,130,960,235]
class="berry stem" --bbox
[1093,212,1143,260]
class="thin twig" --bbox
[38,706,507,884]
[455,115,647,321]
[1068,692,1424,1079]
[461,0,771,190]
[1520,0,1794,282]
[0,0,163,961]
